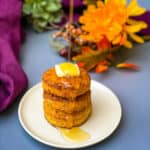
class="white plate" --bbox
[18,80,122,149]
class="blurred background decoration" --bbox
[22,0,150,73]
[22,0,63,32]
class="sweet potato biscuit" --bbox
[42,66,92,128]
[43,104,92,128]
[42,67,90,98]
[43,91,91,113]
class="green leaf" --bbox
[23,4,32,15]
[73,50,108,70]
[33,19,44,32]
[41,12,50,20]
[48,15,55,23]
[23,0,63,32]
[40,1,47,6]
[53,13,62,23]
[38,20,47,28]
[46,3,61,12]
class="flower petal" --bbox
[105,0,126,5]
[120,32,127,45]
[129,33,144,43]
[116,63,139,70]
[112,34,122,45]
[123,40,133,48]
[127,0,146,16]
[112,32,127,45]
[125,23,147,33]
[127,18,147,26]
[97,37,111,50]
[96,65,108,73]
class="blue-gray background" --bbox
[0,0,150,149]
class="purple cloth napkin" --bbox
[0,0,27,112]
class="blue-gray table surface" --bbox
[0,1,150,149]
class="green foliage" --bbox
[23,0,63,32]
[73,50,108,71]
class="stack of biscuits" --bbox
[42,67,92,128]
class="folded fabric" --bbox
[0,0,27,112]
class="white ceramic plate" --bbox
[18,80,122,149]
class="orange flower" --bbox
[79,0,147,47]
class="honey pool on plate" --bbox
[59,127,90,142]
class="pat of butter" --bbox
[55,62,80,77]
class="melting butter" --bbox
[59,127,90,142]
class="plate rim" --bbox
[18,80,122,149]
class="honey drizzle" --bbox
[59,127,90,142]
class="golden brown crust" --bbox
[43,91,91,113]
[42,67,90,98]
[43,103,92,128]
